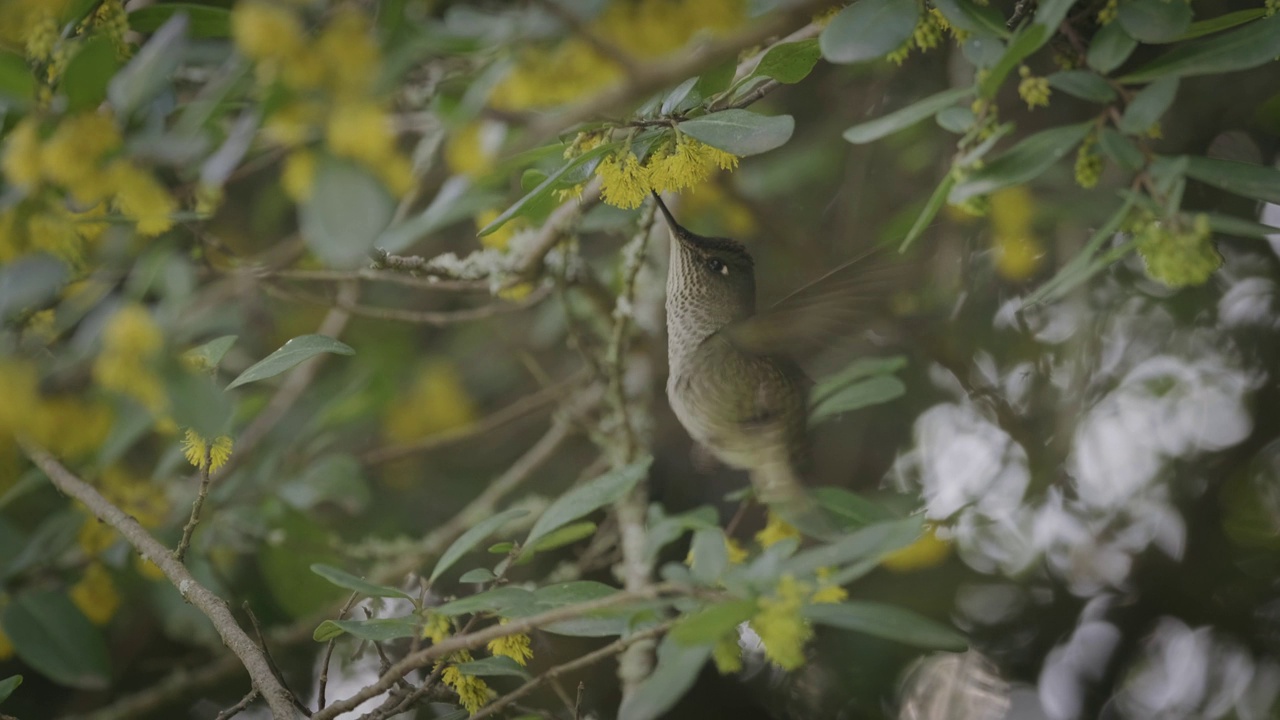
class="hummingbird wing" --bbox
[722,249,901,358]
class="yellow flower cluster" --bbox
[1098,0,1119,24]
[989,186,1043,281]
[712,631,743,673]
[0,360,112,467]
[78,465,170,556]
[439,650,494,715]
[70,562,121,625]
[1017,66,1051,109]
[232,2,413,199]
[888,9,955,65]
[880,525,952,572]
[445,121,505,179]
[595,135,739,210]
[92,304,168,415]
[487,625,535,666]
[382,360,478,444]
[181,430,234,473]
[755,512,801,548]
[752,574,812,670]
[1135,212,1221,288]
[491,0,745,110]
[421,611,452,644]
[1074,134,1103,189]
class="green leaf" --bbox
[677,110,794,157]
[458,569,495,584]
[0,52,35,109]
[979,24,1050,98]
[843,87,974,144]
[1097,128,1145,171]
[109,12,187,117]
[1201,212,1280,239]
[262,510,345,617]
[689,528,729,585]
[1120,15,1280,83]
[751,40,821,84]
[226,334,355,390]
[936,107,976,133]
[299,156,395,268]
[1046,70,1117,103]
[488,542,515,554]
[1033,0,1077,32]
[804,602,968,650]
[931,0,1010,39]
[812,488,898,527]
[184,335,237,370]
[1177,9,1266,41]
[1087,21,1138,74]
[435,587,536,616]
[2,591,110,690]
[1119,77,1179,134]
[670,599,757,645]
[617,635,712,720]
[312,617,419,643]
[0,674,20,704]
[430,508,530,582]
[455,655,532,679]
[695,58,737,98]
[528,521,597,553]
[61,35,122,113]
[961,35,1006,68]
[1185,156,1280,204]
[129,4,232,37]
[380,177,503,251]
[950,122,1094,203]
[478,143,612,236]
[522,457,650,553]
[820,0,920,64]
[1117,0,1192,43]
[310,564,414,601]
[1023,195,1135,307]
[785,517,922,576]
[809,375,906,425]
[812,356,906,406]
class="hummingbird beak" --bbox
[651,193,698,249]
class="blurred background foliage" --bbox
[0,0,1279,718]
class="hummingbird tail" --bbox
[749,463,838,539]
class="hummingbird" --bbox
[654,193,891,533]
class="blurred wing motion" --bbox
[723,248,903,358]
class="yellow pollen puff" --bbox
[422,612,451,644]
[752,574,812,670]
[231,1,305,63]
[880,526,952,572]
[263,102,320,147]
[40,112,122,204]
[445,122,502,179]
[181,429,233,472]
[810,567,848,603]
[487,627,534,666]
[725,537,748,564]
[440,651,494,714]
[315,7,379,97]
[2,117,43,190]
[109,161,176,237]
[70,562,121,625]
[755,512,801,548]
[382,360,478,444]
[597,150,650,210]
[712,631,744,674]
[281,151,317,202]
[326,102,396,165]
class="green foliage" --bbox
[1,592,110,690]
[820,0,922,65]
[226,335,356,390]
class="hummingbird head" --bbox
[653,193,756,337]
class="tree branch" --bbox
[18,440,302,720]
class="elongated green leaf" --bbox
[382,176,499,249]
[1117,0,1192,43]
[455,655,532,679]
[670,599,757,645]
[61,35,121,112]
[129,4,232,37]
[812,488,898,527]
[1023,195,1135,307]
[843,87,974,144]
[950,122,1094,203]
[430,508,529,582]
[184,335,237,370]
[109,12,187,117]
[1087,21,1138,74]
[1185,156,1280,204]
[617,635,712,720]
[1177,9,1266,41]
[804,602,967,650]
[458,568,496,583]
[1119,77,1179,134]
[528,521,597,553]
[810,375,906,425]
[961,35,1006,68]
[689,528,729,585]
[2,592,110,690]
[931,0,1010,39]
[660,77,699,114]
[227,335,354,390]
[937,106,977,133]
[310,564,413,601]
[523,456,650,552]
[1202,213,1280,239]
[819,0,920,64]
[299,156,395,268]
[479,144,612,236]
[1120,15,1280,83]
[810,356,908,408]
[1033,0,1077,32]
[533,581,618,605]
[785,517,921,576]
[751,40,821,84]
[312,617,419,643]
[677,110,794,157]
[1047,71,1117,103]
[1097,128,1145,171]
[980,24,1050,98]
[435,587,536,616]
[0,52,34,108]
[0,674,19,704]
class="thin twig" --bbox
[174,446,213,562]
[605,202,656,462]
[243,602,310,716]
[469,622,674,720]
[19,440,302,720]
[213,689,259,720]
[255,267,489,292]
[317,592,360,711]
[514,178,603,279]
[262,281,551,325]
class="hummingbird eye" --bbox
[705,258,728,276]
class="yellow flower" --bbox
[725,537,748,564]
[1136,213,1221,288]
[2,116,43,190]
[597,150,650,209]
[474,209,518,251]
[109,160,176,236]
[810,567,847,604]
[263,101,320,147]
[93,303,167,413]
[752,574,811,670]
[712,631,743,674]
[989,186,1042,281]
[181,429,233,472]
[24,8,59,62]
[40,112,121,204]
[444,122,501,179]
[281,150,317,202]
[1074,135,1103,189]
[440,651,494,714]
[1017,66,1051,109]
[78,512,118,555]
[422,611,451,644]
[30,396,113,460]
[913,9,947,51]
[755,511,800,548]
[0,626,12,660]
[326,101,394,166]
[27,208,84,263]
[382,360,477,444]
[881,526,952,572]
[1098,0,1119,24]
[315,6,379,97]
[98,466,169,528]
[487,626,534,666]
[231,1,305,63]
[646,134,739,194]
[70,562,120,625]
